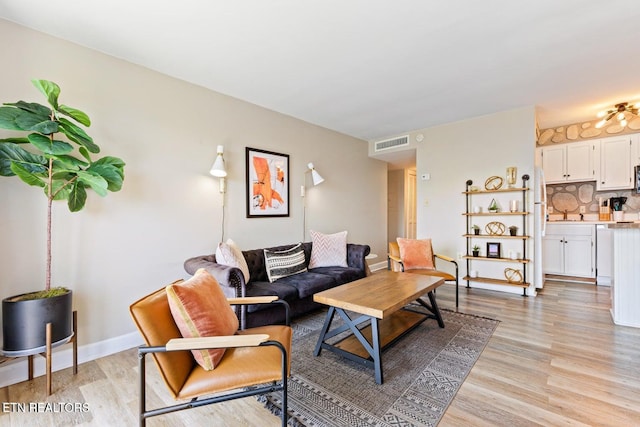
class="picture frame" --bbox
[486,242,501,258]
[246,147,290,217]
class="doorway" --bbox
[387,167,417,241]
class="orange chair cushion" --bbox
[397,238,435,270]
[166,269,239,370]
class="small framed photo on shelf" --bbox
[486,242,501,258]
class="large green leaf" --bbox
[68,181,87,212]
[4,101,51,117]
[58,104,91,127]
[32,79,60,110]
[93,156,126,179]
[0,137,30,144]
[11,162,46,188]
[76,170,108,196]
[15,110,53,131]
[0,107,25,130]
[52,154,87,170]
[87,163,124,192]
[29,120,58,135]
[28,133,73,155]
[79,146,91,162]
[58,117,99,153]
[0,143,47,176]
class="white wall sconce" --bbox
[301,162,325,240]
[209,145,227,193]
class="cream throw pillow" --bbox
[215,238,250,283]
[309,230,348,268]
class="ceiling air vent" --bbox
[374,135,409,152]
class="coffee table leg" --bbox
[313,306,336,356]
[371,318,383,384]
[427,291,445,328]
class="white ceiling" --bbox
[2,0,640,148]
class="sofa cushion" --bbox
[309,230,348,268]
[309,266,365,285]
[244,281,300,313]
[264,243,307,282]
[215,239,250,283]
[275,271,337,299]
[166,269,239,371]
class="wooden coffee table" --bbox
[313,270,445,384]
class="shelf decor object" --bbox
[484,176,504,190]
[485,221,505,236]
[506,167,517,188]
[463,174,530,296]
[504,268,524,284]
[486,242,501,258]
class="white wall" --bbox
[416,107,537,293]
[0,19,387,354]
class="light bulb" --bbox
[597,110,607,118]
[617,112,626,121]
[595,119,607,129]
[620,119,628,127]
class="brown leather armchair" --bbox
[388,240,459,307]
[130,283,292,426]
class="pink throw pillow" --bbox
[397,238,435,270]
[166,269,239,370]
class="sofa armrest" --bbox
[346,243,371,272]
[183,255,246,298]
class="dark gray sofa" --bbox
[184,242,370,328]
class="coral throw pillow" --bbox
[166,268,239,370]
[215,238,250,283]
[397,238,435,270]
[309,230,348,268]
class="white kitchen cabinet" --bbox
[609,225,640,328]
[597,135,634,190]
[596,225,612,285]
[543,224,595,278]
[540,141,597,184]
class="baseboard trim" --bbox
[369,260,388,272]
[0,331,142,388]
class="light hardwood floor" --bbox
[1,279,639,426]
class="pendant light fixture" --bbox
[595,102,639,129]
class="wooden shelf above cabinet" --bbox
[462,275,529,288]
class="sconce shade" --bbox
[210,145,227,177]
[308,162,324,185]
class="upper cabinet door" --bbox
[566,141,596,182]
[598,136,633,191]
[541,145,566,183]
[541,141,596,184]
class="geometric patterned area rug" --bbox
[259,306,499,426]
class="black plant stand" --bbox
[0,311,78,395]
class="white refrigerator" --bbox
[533,167,547,289]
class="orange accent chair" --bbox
[388,239,459,306]
[129,273,292,426]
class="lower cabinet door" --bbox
[543,235,564,275]
[564,235,594,277]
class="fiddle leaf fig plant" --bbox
[0,79,125,293]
